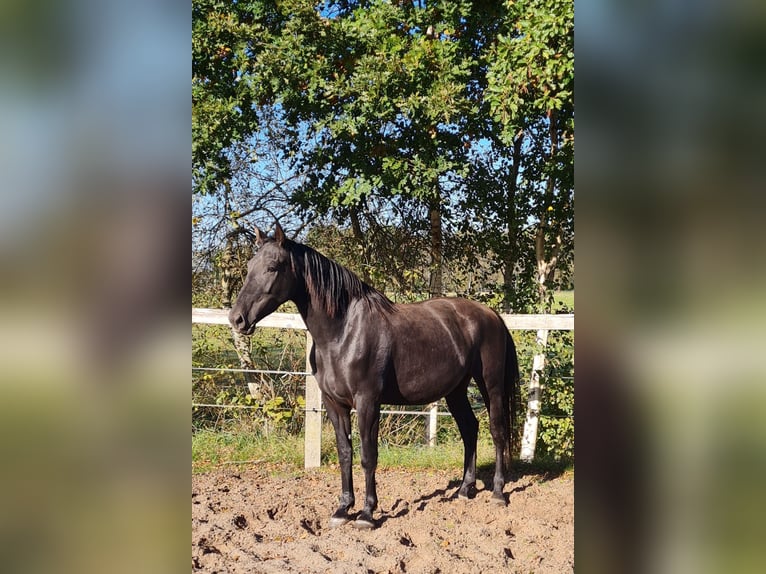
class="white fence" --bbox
[192,308,574,468]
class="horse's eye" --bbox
[267,265,278,273]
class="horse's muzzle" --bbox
[228,309,254,334]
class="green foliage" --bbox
[482,0,574,311]
[537,329,574,461]
[485,0,574,137]
[193,323,308,434]
[500,325,573,463]
[258,0,477,214]
[192,0,271,193]
[193,0,574,313]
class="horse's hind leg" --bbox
[485,380,509,505]
[476,367,509,506]
[445,385,478,499]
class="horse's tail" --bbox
[504,329,522,476]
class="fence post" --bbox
[520,328,549,462]
[427,402,438,447]
[304,332,322,468]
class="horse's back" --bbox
[391,297,505,341]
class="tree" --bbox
[485,0,574,312]
[479,0,573,461]
[193,0,267,194]
[193,0,574,312]
[243,0,490,297]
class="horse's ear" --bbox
[274,222,286,247]
[254,227,266,247]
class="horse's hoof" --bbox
[329,515,350,528]
[458,484,476,500]
[490,493,507,506]
[352,518,375,529]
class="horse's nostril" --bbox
[228,309,246,330]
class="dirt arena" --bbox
[192,463,573,573]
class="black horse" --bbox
[229,224,521,529]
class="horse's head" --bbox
[229,223,298,335]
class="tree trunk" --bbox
[218,190,259,397]
[428,201,443,298]
[502,257,514,314]
[534,233,562,313]
[221,236,256,372]
[502,131,525,313]
[534,110,562,313]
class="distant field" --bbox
[554,290,574,310]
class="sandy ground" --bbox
[192,464,573,573]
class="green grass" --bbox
[193,428,571,477]
[192,427,496,473]
[378,439,497,470]
[192,428,306,473]
[192,428,487,474]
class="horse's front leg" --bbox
[324,398,355,528]
[354,399,381,529]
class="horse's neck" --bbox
[295,295,346,345]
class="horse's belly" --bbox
[379,387,444,406]
[382,360,470,405]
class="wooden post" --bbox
[520,329,549,462]
[427,402,438,447]
[304,332,322,468]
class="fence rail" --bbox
[192,308,574,331]
[192,308,573,468]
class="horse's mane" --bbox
[288,241,395,318]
